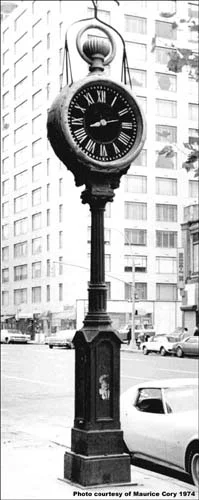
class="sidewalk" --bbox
[1,428,198,500]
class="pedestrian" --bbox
[182,327,189,339]
[194,324,199,336]
[127,327,131,345]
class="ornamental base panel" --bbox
[64,449,131,486]
[71,428,125,456]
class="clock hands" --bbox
[90,118,119,127]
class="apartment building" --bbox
[1,0,199,334]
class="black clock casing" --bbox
[47,74,146,185]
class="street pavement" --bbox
[1,343,198,500]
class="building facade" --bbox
[1,0,199,335]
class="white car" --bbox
[0,329,29,344]
[141,334,180,356]
[48,329,75,349]
[121,378,199,486]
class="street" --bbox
[1,344,198,448]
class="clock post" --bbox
[47,24,146,487]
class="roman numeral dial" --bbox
[68,82,139,163]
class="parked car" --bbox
[120,378,199,486]
[172,336,199,358]
[118,324,155,343]
[0,329,30,344]
[47,329,75,349]
[141,334,182,356]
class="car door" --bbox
[185,337,199,356]
[123,388,167,462]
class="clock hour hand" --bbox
[90,119,119,127]
[90,121,101,127]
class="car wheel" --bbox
[160,347,166,356]
[143,346,148,355]
[176,347,183,358]
[187,447,199,486]
[49,345,53,349]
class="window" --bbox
[32,163,41,182]
[156,203,177,221]
[32,114,42,134]
[133,149,147,166]
[2,246,9,261]
[188,2,199,18]
[14,264,28,281]
[14,78,27,100]
[155,47,170,65]
[14,147,27,168]
[3,27,9,44]
[59,283,63,301]
[59,178,63,196]
[32,66,42,87]
[47,259,51,277]
[32,187,41,206]
[59,204,63,222]
[156,257,176,274]
[2,179,9,196]
[47,158,50,176]
[3,92,9,109]
[32,139,42,157]
[32,261,41,278]
[189,180,198,198]
[125,228,147,246]
[105,228,111,244]
[47,83,50,100]
[14,194,28,213]
[32,42,42,63]
[32,90,42,110]
[2,202,9,218]
[32,19,41,39]
[14,101,27,123]
[3,49,9,65]
[32,237,42,255]
[125,282,147,300]
[14,33,27,56]
[188,103,198,121]
[124,15,147,34]
[14,218,28,236]
[14,288,27,305]
[47,58,51,75]
[59,231,63,249]
[32,286,41,303]
[155,21,176,40]
[14,11,26,31]
[88,7,110,23]
[156,99,177,118]
[156,283,177,301]
[125,255,147,272]
[3,70,10,87]
[47,209,50,226]
[106,282,111,300]
[193,232,199,274]
[14,241,27,258]
[59,256,63,275]
[188,128,199,147]
[156,177,177,195]
[156,125,177,143]
[47,234,50,251]
[47,33,50,50]
[105,254,111,272]
[14,171,28,191]
[156,230,177,248]
[2,291,9,306]
[46,285,50,302]
[2,224,9,240]
[2,157,10,174]
[126,42,147,64]
[125,175,147,193]
[47,183,50,202]
[2,268,9,283]
[125,202,147,220]
[14,54,27,79]
[137,96,147,113]
[14,124,27,145]
[3,135,10,152]
[156,72,176,92]
[105,202,111,218]
[32,212,42,230]
[59,21,63,39]
[155,150,177,169]
[130,69,147,88]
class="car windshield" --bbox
[166,336,180,342]
[164,385,198,413]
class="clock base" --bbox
[64,448,131,486]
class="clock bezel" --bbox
[60,75,146,172]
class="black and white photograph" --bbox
[1,0,199,499]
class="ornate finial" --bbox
[83,37,111,72]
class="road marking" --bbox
[2,375,62,387]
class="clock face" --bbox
[67,82,139,163]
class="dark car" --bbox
[173,336,199,358]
